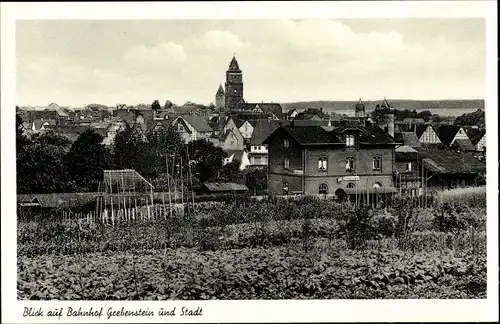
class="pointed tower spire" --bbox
[355,97,366,118]
[381,97,390,109]
[216,83,225,96]
[228,54,240,71]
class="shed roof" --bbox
[420,150,485,174]
[17,192,97,208]
[203,182,248,192]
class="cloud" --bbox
[16,19,485,105]
[123,42,186,64]
[198,30,250,53]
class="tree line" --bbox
[16,114,265,195]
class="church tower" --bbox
[225,55,244,111]
[215,84,225,110]
[355,97,365,118]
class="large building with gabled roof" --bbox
[263,123,399,197]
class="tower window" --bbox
[405,162,412,172]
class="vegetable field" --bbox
[18,194,487,300]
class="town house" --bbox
[263,122,398,197]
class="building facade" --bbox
[416,124,442,144]
[264,124,397,196]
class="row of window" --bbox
[282,182,383,195]
[283,156,383,172]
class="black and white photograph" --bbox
[1,1,498,323]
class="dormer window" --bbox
[346,134,355,147]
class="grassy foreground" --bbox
[18,192,487,300]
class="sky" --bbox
[16,19,486,107]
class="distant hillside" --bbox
[281,100,485,112]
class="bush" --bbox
[433,203,469,233]
[371,212,397,238]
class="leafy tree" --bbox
[186,140,227,183]
[16,113,29,154]
[65,129,110,191]
[151,100,162,111]
[112,124,153,178]
[164,100,173,109]
[30,130,73,148]
[244,168,267,195]
[17,132,76,194]
[417,110,433,122]
[218,160,244,183]
[454,109,485,127]
[146,127,184,176]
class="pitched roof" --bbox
[228,55,241,72]
[396,145,418,153]
[216,84,225,96]
[179,115,213,132]
[415,124,437,138]
[395,146,418,161]
[451,138,476,151]
[236,103,283,119]
[420,150,485,174]
[203,182,248,192]
[394,132,421,148]
[465,127,486,146]
[278,125,344,146]
[437,124,461,146]
[332,124,397,145]
[250,120,282,145]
